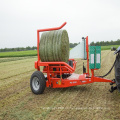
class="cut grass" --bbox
[0,51,120,120]
[0,56,36,63]
[40,30,69,62]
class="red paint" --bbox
[35,22,114,88]
[86,36,89,75]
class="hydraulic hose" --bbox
[98,55,117,78]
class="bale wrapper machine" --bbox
[30,22,119,94]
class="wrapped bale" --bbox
[39,30,69,62]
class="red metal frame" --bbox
[35,22,114,88]
[86,36,89,76]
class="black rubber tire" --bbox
[114,53,120,92]
[30,71,46,94]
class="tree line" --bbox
[90,39,120,46]
[1,39,120,52]
[0,46,37,52]
[69,43,80,48]
[0,43,80,52]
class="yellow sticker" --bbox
[58,79,61,85]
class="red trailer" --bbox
[30,22,115,94]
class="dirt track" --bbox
[0,50,120,120]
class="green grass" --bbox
[0,49,72,58]
[101,45,120,50]
[0,50,37,58]
[0,45,119,58]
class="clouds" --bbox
[0,0,120,48]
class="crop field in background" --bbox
[0,50,120,120]
[0,45,119,58]
[0,48,72,58]
[101,45,120,50]
[0,50,37,58]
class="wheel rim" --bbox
[32,77,40,91]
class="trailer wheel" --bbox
[30,71,46,94]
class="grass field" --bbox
[0,45,119,58]
[0,50,120,120]
[101,45,120,50]
[0,50,37,58]
[0,48,72,58]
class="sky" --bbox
[0,0,120,49]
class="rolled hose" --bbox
[39,30,69,62]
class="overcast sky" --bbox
[0,0,120,48]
